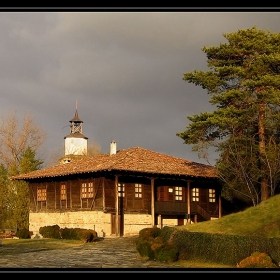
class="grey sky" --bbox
[1,9,279,166]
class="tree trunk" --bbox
[259,102,269,201]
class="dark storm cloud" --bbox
[0,10,279,166]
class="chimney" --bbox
[110,141,117,155]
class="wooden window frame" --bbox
[192,187,199,202]
[37,188,46,201]
[135,183,142,198]
[60,184,66,200]
[118,183,125,197]
[174,186,183,201]
[209,188,216,203]
[81,182,94,199]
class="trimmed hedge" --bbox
[39,225,61,239]
[39,225,98,242]
[136,226,280,266]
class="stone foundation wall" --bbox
[29,212,154,237]
[29,212,188,238]
[29,211,111,238]
[123,214,152,236]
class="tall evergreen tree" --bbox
[177,27,280,205]
[8,147,43,229]
[19,147,43,174]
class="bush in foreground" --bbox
[39,225,98,242]
[136,226,280,266]
[136,226,179,262]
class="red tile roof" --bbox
[11,147,218,180]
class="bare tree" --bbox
[0,110,46,167]
[0,110,46,230]
[87,142,101,157]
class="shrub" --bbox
[59,227,98,242]
[154,243,179,262]
[59,227,77,239]
[77,229,98,243]
[39,225,61,239]
[136,226,179,262]
[139,226,161,239]
[16,227,31,239]
[39,225,98,242]
[237,252,278,268]
[151,236,165,252]
[136,238,155,260]
[136,226,163,260]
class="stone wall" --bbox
[29,211,111,238]
[29,212,188,238]
[29,212,154,237]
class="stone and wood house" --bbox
[12,106,222,237]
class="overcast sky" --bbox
[1,9,280,166]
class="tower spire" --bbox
[61,102,88,163]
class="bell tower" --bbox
[60,101,88,164]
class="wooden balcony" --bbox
[155,201,187,215]
[154,201,211,221]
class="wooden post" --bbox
[219,191,222,218]
[36,185,38,211]
[187,180,191,224]
[158,215,162,229]
[102,177,105,210]
[70,181,72,209]
[46,183,48,209]
[151,178,155,227]
[54,182,57,210]
[115,175,119,236]
[59,183,62,209]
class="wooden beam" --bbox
[151,178,155,227]
[219,191,222,218]
[115,175,119,236]
[187,180,191,224]
[102,177,105,210]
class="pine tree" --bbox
[8,147,43,229]
[19,147,43,174]
[177,26,280,205]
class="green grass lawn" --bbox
[0,238,85,256]
[177,193,280,238]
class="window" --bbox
[175,186,182,201]
[209,189,216,203]
[192,188,199,202]
[60,184,66,200]
[135,183,142,198]
[81,182,94,198]
[118,183,125,197]
[37,188,46,201]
